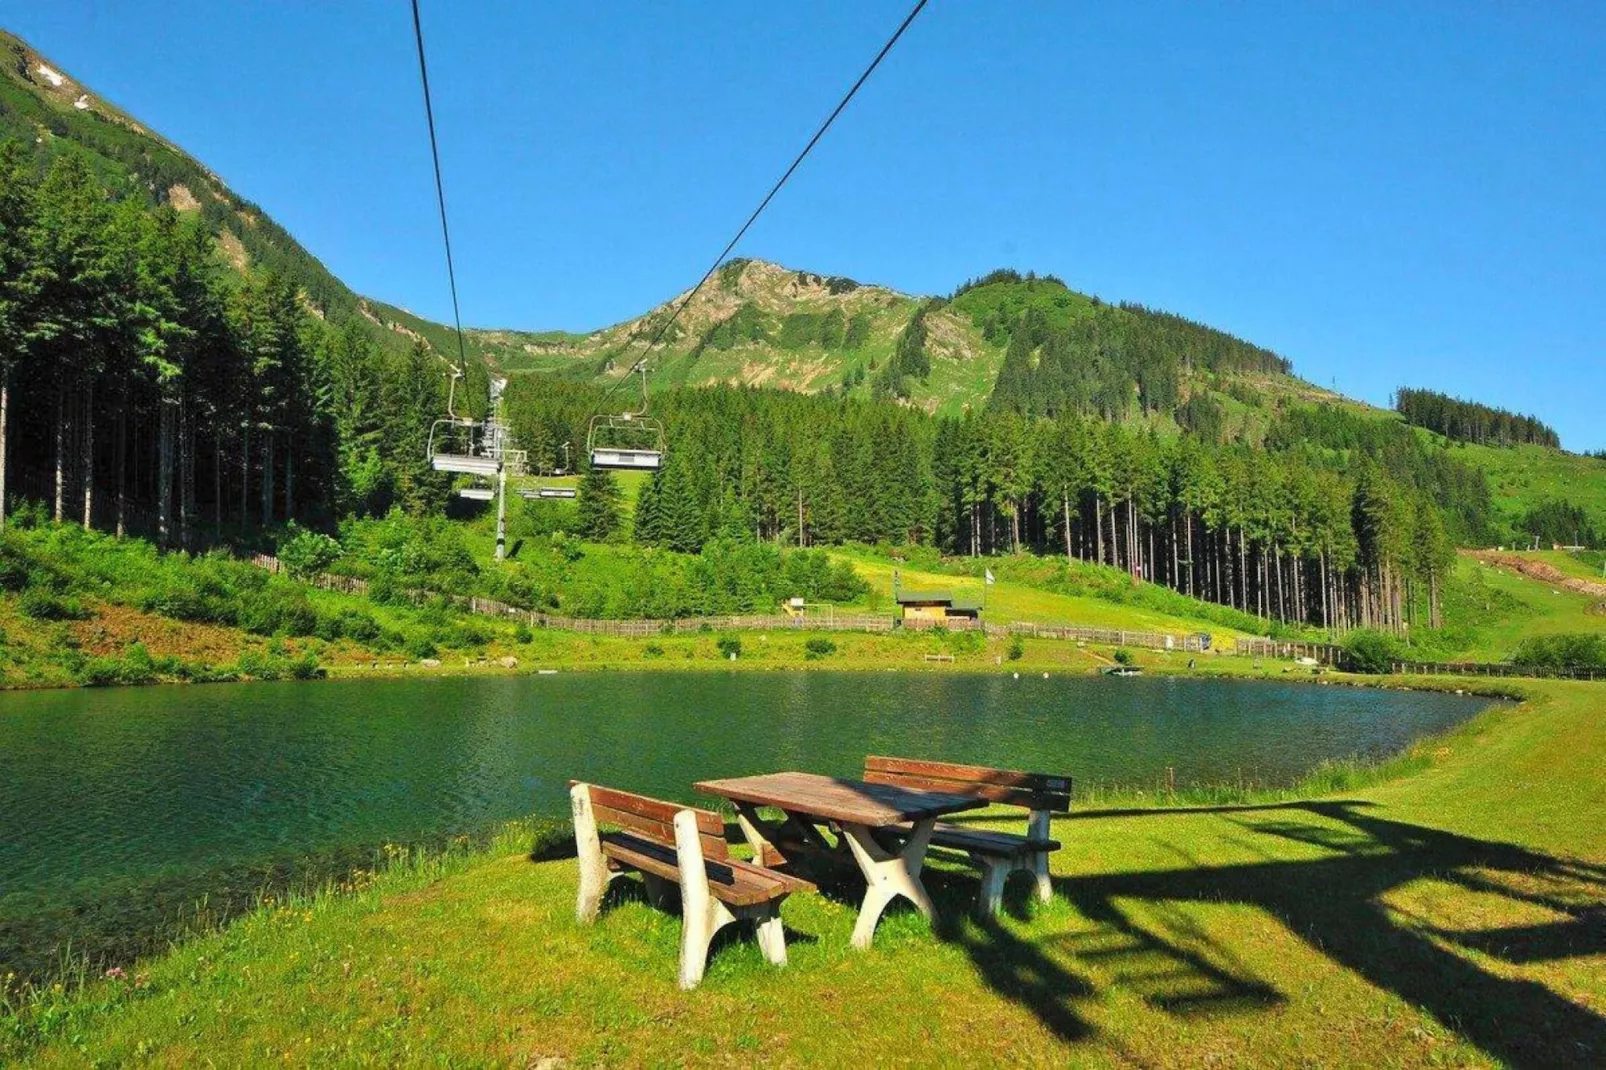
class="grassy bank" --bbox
[5,675,1601,1066]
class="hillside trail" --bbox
[1467,549,1606,601]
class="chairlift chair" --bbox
[586,363,665,471]
[427,370,502,474]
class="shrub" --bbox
[643,642,665,659]
[1007,635,1025,661]
[946,629,983,655]
[336,609,382,644]
[405,634,438,660]
[238,585,317,637]
[289,652,325,680]
[1343,630,1406,674]
[804,637,836,660]
[1512,633,1606,672]
[277,527,343,579]
[1112,647,1136,666]
[79,642,159,686]
[716,636,742,659]
[512,622,533,644]
[19,587,89,621]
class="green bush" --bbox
[804,637,836,660]
[78,642,159,686]
[1343,630,1406,674]
[238,585,317,637]
[1006,635,1025,661]
[946,629,984,655]
[405,634,438,660]
[716,636,742,659]
[336,609,382,643]
[1512,633,1606,672]
[512,622,533,644]
[1112,647,1135,666]
[277,527,343,579]
[643,642,665,659]
[19,587,89,621]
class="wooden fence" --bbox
[1235,639,1346,665]
[998,622,1213,652]
[1391,660,1600,681]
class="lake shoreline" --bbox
[0,623,1534,699]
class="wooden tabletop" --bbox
[695,771,986,828]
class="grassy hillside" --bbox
[1433,554,1605,662]
[1450,441,1606,538]
[6,677,1602,1066]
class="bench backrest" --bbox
[570,781,729,860]
[863,756,1072,814]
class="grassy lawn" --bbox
[7,672,1602,1066]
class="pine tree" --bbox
[576,467,622,541]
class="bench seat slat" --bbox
[599,832,797,907]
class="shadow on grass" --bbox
[719,799,1605,1066]
[950,801,1606,1068]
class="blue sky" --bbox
[9,2,1605,449]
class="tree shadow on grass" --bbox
[1019,802,1606,1068]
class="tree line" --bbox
[1395,387,1559,449]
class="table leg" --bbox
[840,818,937,950]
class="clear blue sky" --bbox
[9,2,1605,449]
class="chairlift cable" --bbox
[591,0,929,415]
[410,0,470,379]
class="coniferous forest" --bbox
[1395,387,1560,448]
[0,145,464,543]
[504,378,1464,635]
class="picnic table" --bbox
[694,771,986,948]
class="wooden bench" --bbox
[862,756,1072,914]
[569,782,806,989]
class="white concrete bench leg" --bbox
[753,905,787,967]
[1027,809,1055,903]
[1030,851,1052,903]
[571,784,616,923]
[679,895,738,990]
[979,857,1010,915]
[841,818,937,949]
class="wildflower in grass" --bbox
[104,966,127,981]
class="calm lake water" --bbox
[0,672,1491,978]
